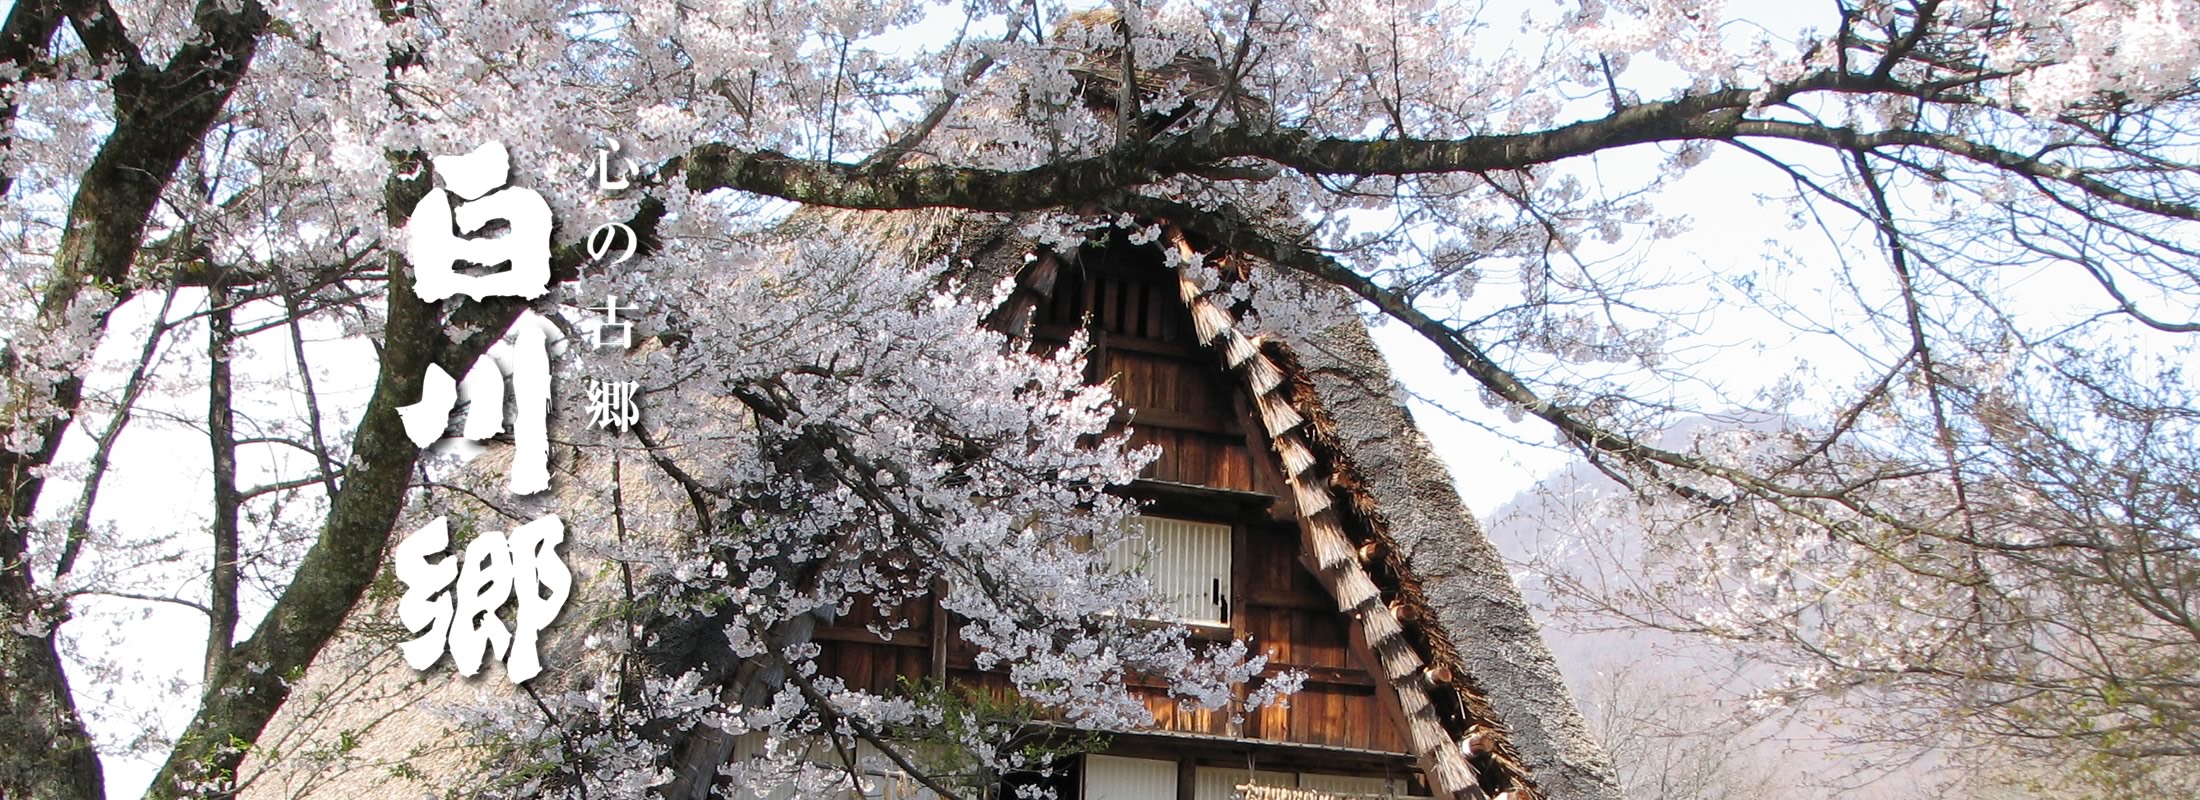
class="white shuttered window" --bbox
[1106,515,1232,625]
[1084,755,1179,800]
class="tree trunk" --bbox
[0,4,268,798]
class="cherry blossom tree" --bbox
[2,0,2196,798]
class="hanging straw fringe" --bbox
[1236,786,1418,800]
[1158,225,1488,800]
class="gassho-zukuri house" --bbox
[240,210,1625,800]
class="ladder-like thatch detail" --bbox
[1162,228,1491,800]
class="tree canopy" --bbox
[2,1,2196,798]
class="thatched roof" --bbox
[924,209,1620,799]
[1282,288,1622,800]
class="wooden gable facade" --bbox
[803,230,1534,800]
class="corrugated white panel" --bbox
[1085,755,1179,800]
[1107,515,1232,624]
[726,732,798,800]
[839,771,937,800]
[1195,766,1296,800]
[838,741,942,799]
[721,734,939,800]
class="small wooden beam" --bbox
[929,582,948,680]
[1119,478,1275,510]
[811,625,928,648]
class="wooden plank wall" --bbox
[814,593,936,696]
[1238,520,1409,754]
[812,249,1410,759]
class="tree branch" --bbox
[204,280,242,680]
